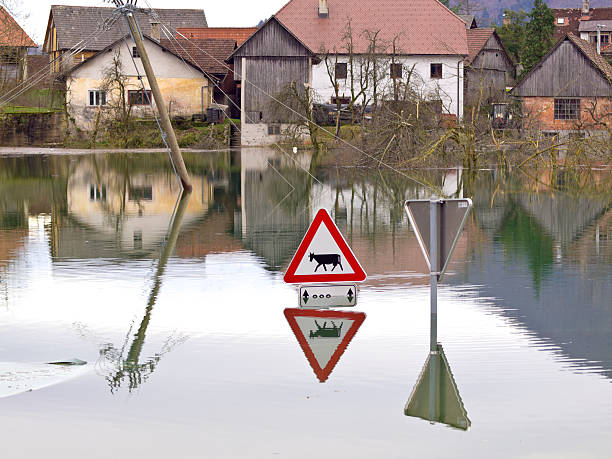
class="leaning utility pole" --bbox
[110,0,192,191]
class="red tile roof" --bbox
[275,0,468,56]
[552,7,612,41]
[160,38,236,76]
[176,28,258,46]
[0,6,36,47]
[465,28,494,65]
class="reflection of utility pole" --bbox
[107,190,191,391]
[111,0,192,191]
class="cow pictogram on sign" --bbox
[284,308,366,382]
[284,209,366,284]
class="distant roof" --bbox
[466,28,494,64]
[176,28,258,46]
[43,5,207,52]
[0,6,37,47]
[578,19,612,32]
[160,38,236,75]
[513,33,612,94]
[458,14,477,29]
[275,0,468,55]
[552,7,612,40]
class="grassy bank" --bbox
[66,118,238,150]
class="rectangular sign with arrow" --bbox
[299,284,357,308]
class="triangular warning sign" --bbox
[284,308,365,382]
[284,208,366,284]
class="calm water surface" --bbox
[1,150,611,458]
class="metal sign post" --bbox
[405,198,472,350]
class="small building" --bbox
[65,35,215,130]
[42,5,208,74]
[0,6,36,84]
[552,1,612,56]
[228,0,468,145]
[511,34,612,134]
[458,14,478,30]
[464,28,515,107]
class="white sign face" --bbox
[292,315,356,371]
[293,224,356,276]
[299,284,357,308]
[284,209,366,284]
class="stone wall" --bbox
[0,112,66,147]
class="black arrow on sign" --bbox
[347,288,354,303]
[302,290,309,304]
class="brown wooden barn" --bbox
[511,34,612,134]
[464,28,515,108]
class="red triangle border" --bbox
[284,209,366,283]
[284,308,366,383]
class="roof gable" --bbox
[0,6,36,47]
[512,34,612,97]
[68,35,212,81]
[466,29,514,67]
[44,6,207,52]
[275,0,468,56]
[229,16,315,60]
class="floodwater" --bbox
[1,149,611,458]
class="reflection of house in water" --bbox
[460,175,612,379]
[237,148,312,271]
[308,168,468,287]
[54,161,215,259]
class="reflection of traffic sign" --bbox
[284,308,365,382]
[299,284,357,308]
[404,344,470,430]
[284,209,366,284]
[404,199,472,279]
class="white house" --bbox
[230,0,468,145]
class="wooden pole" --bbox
[125,12,192,191]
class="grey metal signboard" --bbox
[404,198,472,280]
[299,284,357,308]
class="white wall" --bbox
[71,37,204,80]
[312,54,464,118]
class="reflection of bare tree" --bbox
[100,190,191,392]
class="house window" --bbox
[268,125,281,135]
[390,63,403,79]
[557,18,564,24]
[554,98,580,120]
[335,63,347,79]
[132,46,140,58]
[88,90,107,106]
[589,33,610,46]
[430,63,442,79]
[331,97,350,105]
[128,90,152,105]
[129,186,153,201]
[89,184,106,201]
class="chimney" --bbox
[150,22,161,42]
[318,0,329,18]
[582,0,589,15]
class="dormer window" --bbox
[557,18,565,24]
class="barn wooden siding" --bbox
[465,34,515,104]
[232,18,313,124]
[513,40,612,97]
